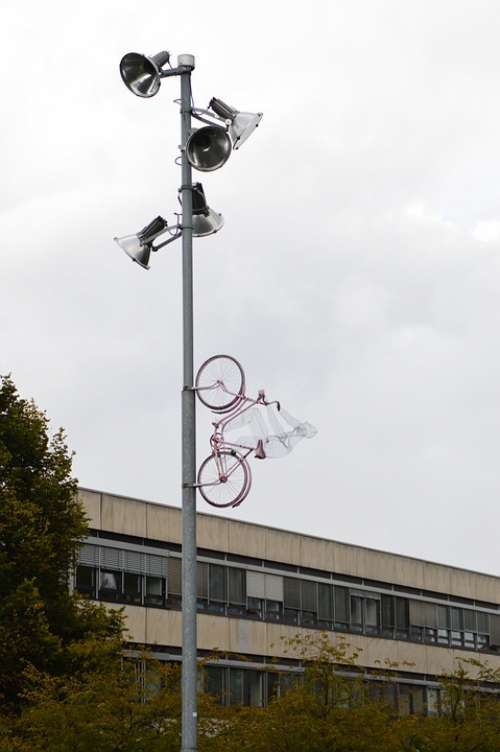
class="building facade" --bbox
[76,487,500,714]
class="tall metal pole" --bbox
[178,53,197,752]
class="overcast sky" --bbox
[2,0,500,575]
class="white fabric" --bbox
[225,404,317,459]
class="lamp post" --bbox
[178,55,198,752]
[115,48,262,752]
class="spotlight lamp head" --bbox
[190,183,224,237]
[114,216,169,270]
[119,50,170,98]
[209,97,263,150]
[186,125,232,172]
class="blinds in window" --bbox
[318,583,332,620]
[145,554,167,577]
[247,571,265,599]
[490,614,500,647]
[123,550,145,574]
[197,562,209,598]
[409,600,437,627]
[78,544,98,566]
[334,586,349,622]
[100,546,121,569]
[265,575,284,602]
[168,557,181,595]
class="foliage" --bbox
[0,374,123,711]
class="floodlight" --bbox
[186,126,232,172]
[114,216,169,269]
[119,51,170,98]
[191,183,224,236]
[209,97,263,150]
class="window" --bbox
[167,557,181,606]
[99,570,121,601]
[145,575,164,607]
[451,608,463,631]
[197,562,208,608]
[349,590,380,634]
[284,578,300,624]
[395,598,409,639]
[318,583,333,624]
[227,568,246,615]
[301,581,317,625]
[209,564,226,610]
[399,684,424,715]
[247,597,263,619]
[206,666,224,703]
[229,669,244,705]
[350,595,363,632]
[364,598,380,634]
[334,586,349,629]
[426,688,440,716]
[123,572,141,604]
[266,600,283,622]
[244,671,263,707]
[381,595,394,637]
[437,606,449,645]
[76,565,95,596]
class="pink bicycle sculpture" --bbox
[195,354,317,508]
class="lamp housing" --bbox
[119,51,170,98]
[186,126,232,172]
[114,216,168,270]
[209,97,263,150]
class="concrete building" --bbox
[76,487,500,714]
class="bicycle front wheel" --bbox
[195,355,245,413]
[198,450,251,507]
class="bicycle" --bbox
[194,354,316,508]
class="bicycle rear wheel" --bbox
[198,450,251,507]
[195,355,245,413]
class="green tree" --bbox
[0,374,123,711]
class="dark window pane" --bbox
[266,600,282,622]
[197,562,208,598]
[334,586,349,624]
[76,565,95,594]
[230,669,243,705]
[267,672,280,701]
[168,557,182,595]
[228,568,245,604]
[318,584,332,621]
[206,666,224,703]
[123,572,141,604]
[395,598,409,630]
[244,670,263,706]
[381,595,394,630]
[301,581,317,613]
[210,564,226,602]
[247,597,263,618]
[284,578,301,609]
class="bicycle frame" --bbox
[196,381,279,487]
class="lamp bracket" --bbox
[191,108,229,128]
[159,66,190,79]
[152,231,183,251]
